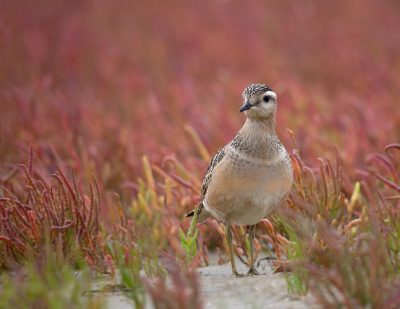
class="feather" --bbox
[186,146,227,222]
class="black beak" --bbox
[239,102,253,112]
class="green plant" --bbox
[179,205,198,268]
[0,245,104,309]
[107,193,166,309]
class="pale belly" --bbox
[203,152,293,225]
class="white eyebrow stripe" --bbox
[265,91,277,100]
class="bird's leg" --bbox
[247,224,260,275]
[225,224,244,277]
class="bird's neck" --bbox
[243,117,277,137]
[230,117,282,160]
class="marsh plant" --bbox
[1,1,400,308]
[179,205,199,268]
[0,145,114,276]
[0,245,104,309]
[273,142,400,308]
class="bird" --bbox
[187,84,293,277]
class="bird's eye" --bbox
[263,95,270,102]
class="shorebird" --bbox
[187,84,293,276]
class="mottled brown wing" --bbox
[186,146,227,218]
[200,146,226,200]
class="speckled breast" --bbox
[203,147,293,225]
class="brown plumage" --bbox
[186,146,227,222]
[187,84,293,276]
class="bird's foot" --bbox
[246,267,262,276]
[232,271,245,278]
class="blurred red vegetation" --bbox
[1,0,399,175]
[1,0,400,307]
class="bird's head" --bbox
[240,84,277,120]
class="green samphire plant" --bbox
[179,205,198,268]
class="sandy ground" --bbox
[197,262,318,309]
[85,255,320,309]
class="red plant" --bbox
[0,148,113,276]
